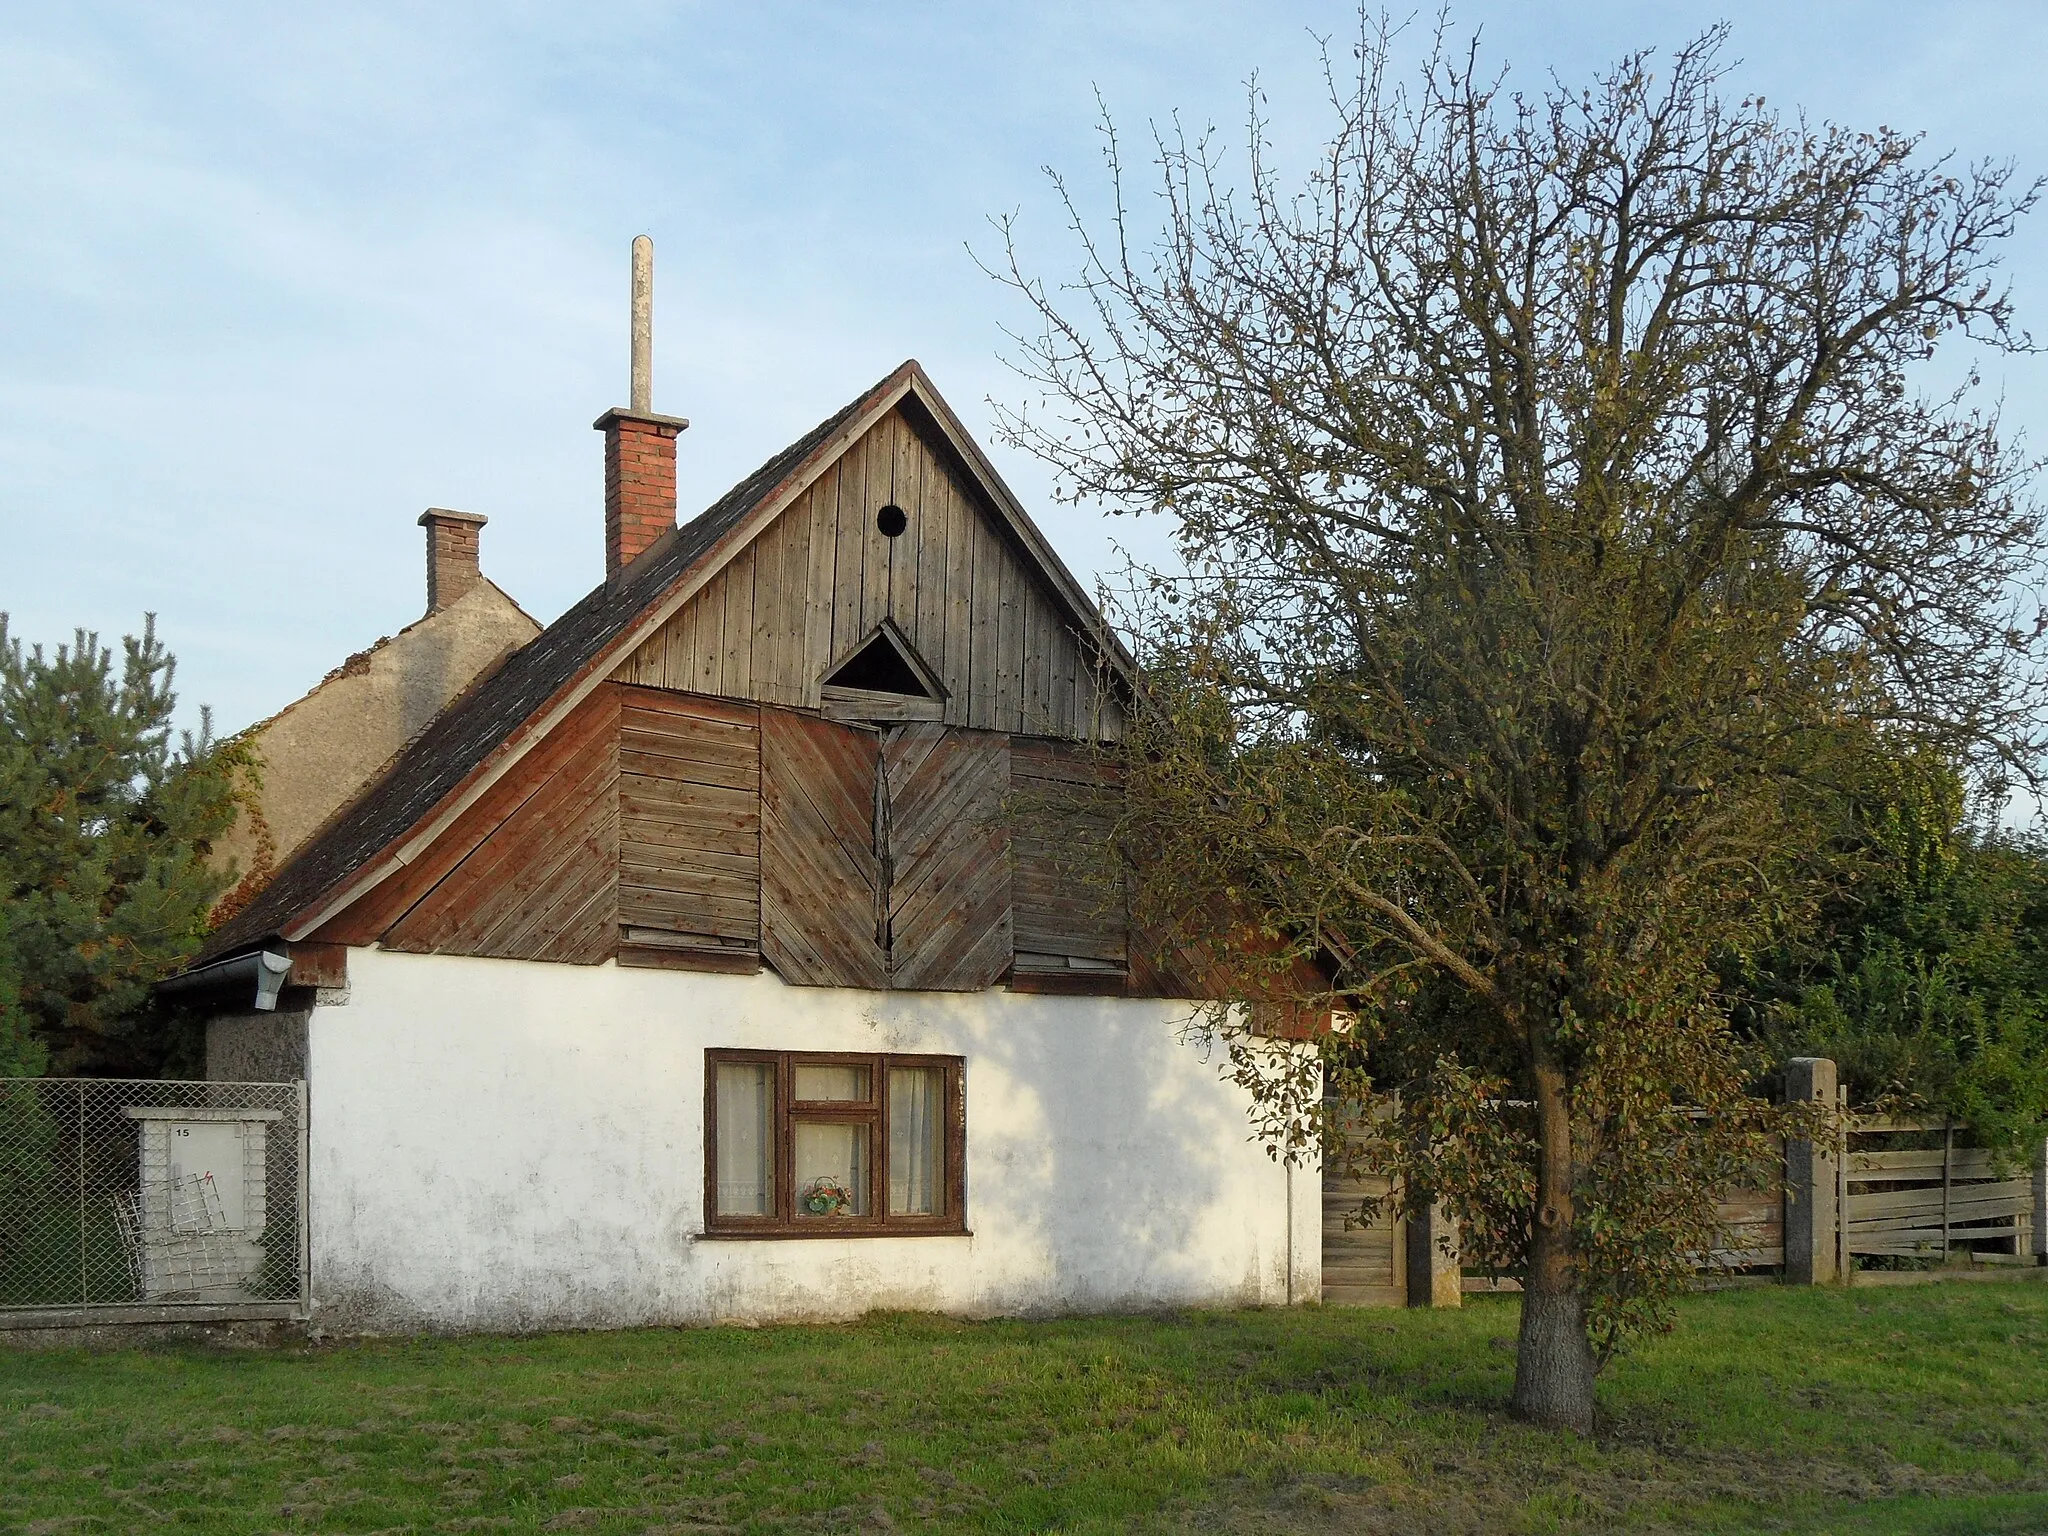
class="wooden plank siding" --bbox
[299,680,1177,993]
[760,707,889,989]
[299,677,1168,995]
[1009,738,1127,988]
[310,687,625,950]
[616,685,762,969]
[377,688,623,964]
[884,725,1013,991]
[613,406,1125,742]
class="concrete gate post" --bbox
[1783,1057,1840,1285]
[2032,1136,2046,1266]
[1405,1194,1463,1308]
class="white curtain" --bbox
[793,1063,868,1101]
[889,1067,943,1215]
[715,1062,774,1216]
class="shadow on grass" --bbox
[0,1282,2042,1534]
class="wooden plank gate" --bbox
[1321,1165,1406,1307]
[1843,1117,2038,1266]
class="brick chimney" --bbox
[417,507,488,614]
[596,235,688,581]
[596,408,689,580]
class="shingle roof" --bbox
[196,367,900,963]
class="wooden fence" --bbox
[1322,1059,2048,1307]
[1322,1169,1406,1307]
[1712,1178,1787,1271]
[1841,1116,2038,1267]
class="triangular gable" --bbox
[198,361,1137,963]
[613,400,1124,739]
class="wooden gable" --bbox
[883,724,1013,992]
[611,404,1126,742]
[760,708,887,988]
[377,689,621,965]
[276,363,1177,997]
[1009,738,1127,987]
[758,713,1015,993]
[314,686,626,956]
[307,681,1149,994]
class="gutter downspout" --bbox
[1286,1161,1295,1305]
[156,950,292,1012]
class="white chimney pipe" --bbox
[630,234,653,415]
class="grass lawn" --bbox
[2,1280,2045,1534]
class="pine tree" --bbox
[0,614,247,1076]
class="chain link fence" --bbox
[0,1079,307,1323]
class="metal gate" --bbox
[0,1078,308,1326]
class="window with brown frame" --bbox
[703,1050,966,1236]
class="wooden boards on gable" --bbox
[1010,738,1127,989]
[762,717,1014,992]
[612,407,1126,741]
[305,678,1180,999]
[617,687,761,971]
[885,725,1013,992]
[760,707,888,989]
[369,688,623,964]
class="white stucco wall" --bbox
[306,947,1320,1332]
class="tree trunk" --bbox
[1511,1060,1597,1432]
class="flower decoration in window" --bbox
[801,1174,855,1217]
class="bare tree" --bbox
[991,19,2044,1430]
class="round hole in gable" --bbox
[876,504,908,538]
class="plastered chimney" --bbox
[418,507,489,614]
[597,234,689,581]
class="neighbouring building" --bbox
[212,510,538,917]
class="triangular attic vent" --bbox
[822,621,944,700]
[827,632,930,696]
[816,621,948,725]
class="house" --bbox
[211,509,539,923]
[173,277,1322,1333]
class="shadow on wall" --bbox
[397,606,521,745]
[912,989,1282,1313]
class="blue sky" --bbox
[3,2,2044,736]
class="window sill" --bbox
[694,1227,973,1242]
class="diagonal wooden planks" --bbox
[885,724,1012,991]
[760,706,888,988]
[340,667,1138,992]
[380,688,623,964]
